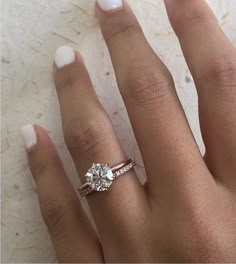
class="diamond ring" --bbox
[78,159,136,197]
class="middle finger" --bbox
[96,0,210,199]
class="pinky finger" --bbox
[21,124,103,263]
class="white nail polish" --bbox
[20,124,37,150]
[97,0,123,11]
[54,46,76,69]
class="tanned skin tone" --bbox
[23,0,236,262]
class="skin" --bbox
[25,0,236,262]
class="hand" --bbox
[20,0,236,262]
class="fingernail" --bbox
[20,124,37,151]
[54,46,76,69]
[97,0,123,12]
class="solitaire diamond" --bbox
[85,163,114,192]
[79,159,136,197]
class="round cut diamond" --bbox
[85,163,114,191]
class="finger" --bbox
[20,124,103,263]
[164,0,236,186]
[54,47,147,262]
[96,0,211,199]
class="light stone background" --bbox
[1,0,236,263]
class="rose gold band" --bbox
[112,159,136,179]
[111,158,132,173]
[78,159,136,197]
[79,183,94,197]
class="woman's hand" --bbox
[20,0,236,262]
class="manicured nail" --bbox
[54,46,76,69]
[97,0,123,12]
[20,124,37,151]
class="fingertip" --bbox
[96,0,124,12]
[53,47,85,75]
[74,50,85,64]
[23,125,64,182]
[33,125,55,149]
[20,124,37,152]
[54,46,76,70]
[20,124,54,154]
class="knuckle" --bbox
[41,195,77,231]
[192,225,231,261]
[125,65,174,107]
[186,5,212,24]
[203,57,236,101]
[181,201,234,261]
[172,3,213,34]
[65,116,113,160]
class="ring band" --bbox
[78,159,136,197]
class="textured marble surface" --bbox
[1,0,236,262]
